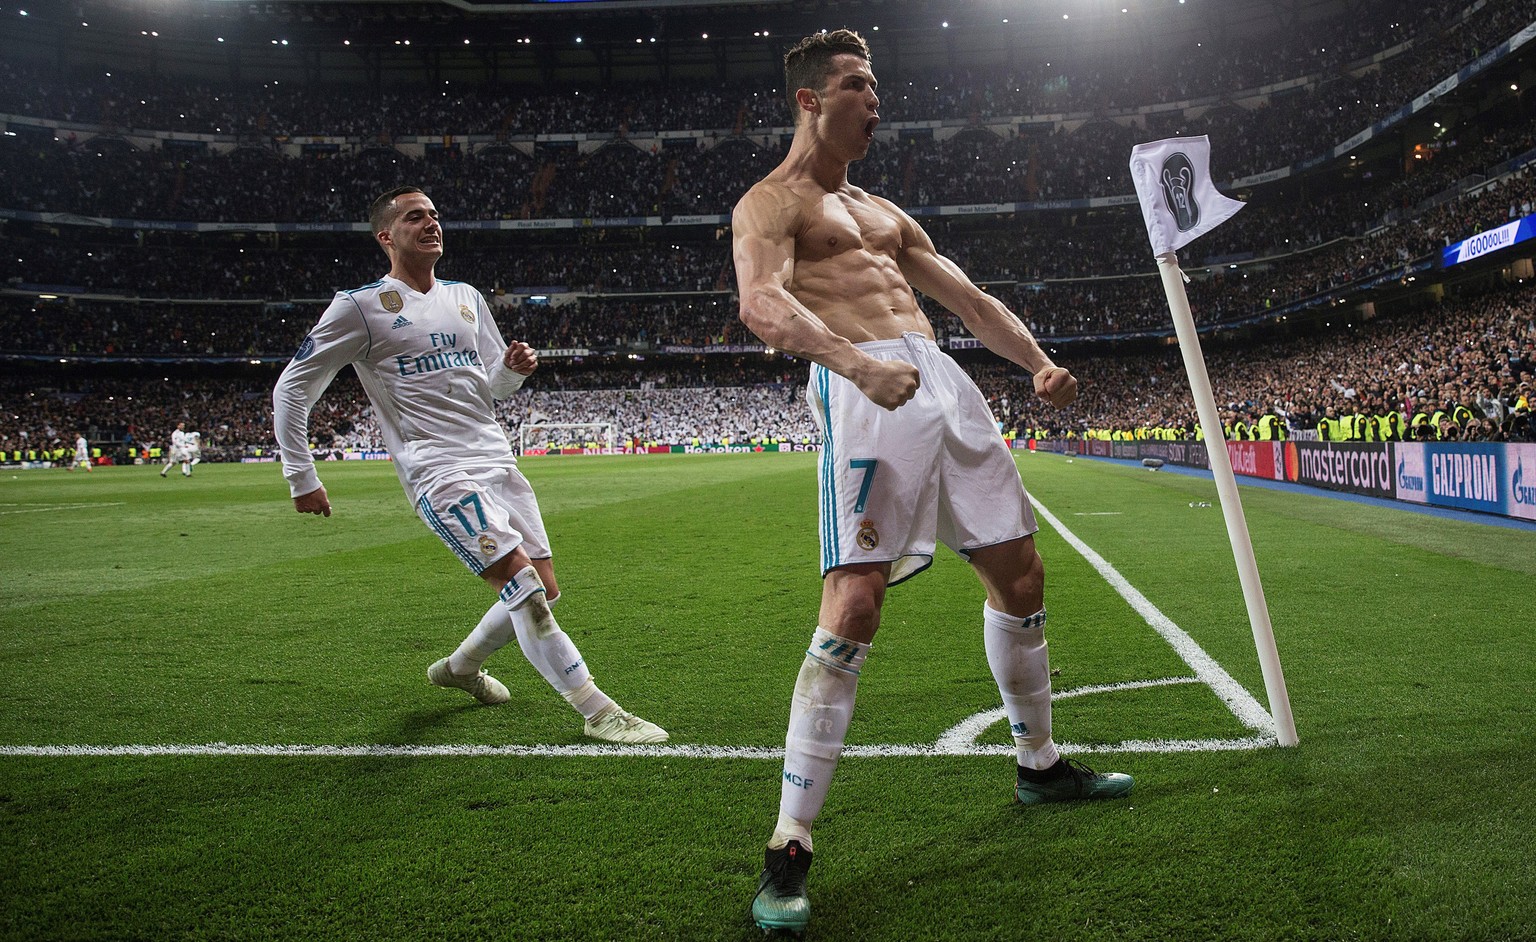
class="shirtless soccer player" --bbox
[731,30,1133,934]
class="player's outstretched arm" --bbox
[273,295,367,501]
[889,199,1076,408]
[732,184,917,410]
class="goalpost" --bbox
[517,422,617,455]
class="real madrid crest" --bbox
[460,304,475,324]
[380,290,404,314]
[478,535,498,556]
[856,519,880,551]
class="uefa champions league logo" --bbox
[1160,152,1200,232]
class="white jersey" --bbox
[75,436,89,460]
[272,274,527,502]
[184,431,201,456]
[170,429,188,458]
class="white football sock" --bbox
[504,567,613,720]
[770,627,870,852]
[984,604,1060,771]
[448,601,516,676]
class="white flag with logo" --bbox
[1128,135,1244,256]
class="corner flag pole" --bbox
[1130,136,1297,746]
[1154,252,1298,746]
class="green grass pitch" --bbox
[2,453,1534,941]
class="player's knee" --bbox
[510,588,558,639]
[988,546,1045,614]
[824,591,882,638]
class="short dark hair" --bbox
[783,29,871,119]
[368,186,424,236]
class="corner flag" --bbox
[1128,135,1245,256]
[1128,135,1298,747]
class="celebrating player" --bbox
[160,421,190,478]
[184,429,202,473]
[70,432,92,472]
[272,185,667,744]
[731,30,1132,934]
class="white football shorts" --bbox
[413,465,552,576]
[807,331,1037,586]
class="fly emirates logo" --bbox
[396,331,482,377]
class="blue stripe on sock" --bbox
[806,647,862,676]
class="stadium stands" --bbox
[2,0,1534,459]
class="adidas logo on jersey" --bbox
[391,315,412,330]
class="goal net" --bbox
[517,422,617,455]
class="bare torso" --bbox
[769,179,934,344]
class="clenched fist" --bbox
[503,340,539,376]
[1033,366,1077,408]
[856,358,922,411]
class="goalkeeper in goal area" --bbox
[272,185,666,744]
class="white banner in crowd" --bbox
[1128,135,1246,256]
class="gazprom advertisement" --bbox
[1442,213,1536,267]
[1504,443,1536,522]
[1393,442,1536,521]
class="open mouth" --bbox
[863,116,879,139]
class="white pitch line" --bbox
[933,678,1202,753]
[0,501,126,516]
[1031,497,1277,735]
[0,735,1274,760]
[1,499,1278,761]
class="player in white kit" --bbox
[161,422,190,477]
[272,186,666,744]
[71,433,92,472]
[184,431,202,472]
[732,31,1131,934]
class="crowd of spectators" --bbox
[5,278,1531,467]
[6,82,1532,226]
[2,0,1521,140]
[4,0,1534,473]
[2,0,1533,225]
[2,235,734,301]
[0,372,276,463]
[7,161,1533,353]
[985,280,1536,443]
